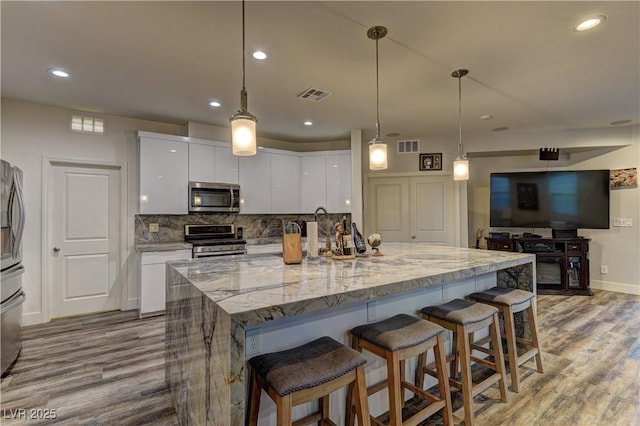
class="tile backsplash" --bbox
[135,213,350,244]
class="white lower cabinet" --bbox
[139,249,191,317]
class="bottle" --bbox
[352,222,366,254]
[341,216,352,256]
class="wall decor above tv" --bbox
[490,170,610,232]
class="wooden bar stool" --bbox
[348,314,453,426]
[419,299,508,426]
[246,336,370,426]
[466,287,544,393]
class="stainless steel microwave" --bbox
[188,182,240,213]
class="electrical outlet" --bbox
[600,265,608,274]
[613,218,633,227]
[148,223,159,233]
[245,328,261,356]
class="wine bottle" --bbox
[352,222,366,254]
[341,216,352,256]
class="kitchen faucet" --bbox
[313,206,331,252]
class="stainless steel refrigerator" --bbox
[1,159,26,375]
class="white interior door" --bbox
[409,176,454,245]
[366,177,410,242]
[50,163,121,318]
[367,175,454,245]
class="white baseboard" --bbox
[590,279,640,295]
[124,297,138,311]
[22,311,44,326]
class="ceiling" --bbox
[2,1,639,145]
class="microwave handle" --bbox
[230,188,235,208]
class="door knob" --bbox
[53,247,60,252]
[411,235,416,239]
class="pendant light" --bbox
[452,69,469,180]
[367,26,388,171]
[230,0,257,156]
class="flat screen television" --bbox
[489,170,610,232]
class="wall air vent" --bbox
[297,87,332,102]
[397,140,419,154]
[70,113,105,135]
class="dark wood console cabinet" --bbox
[486,237,592,296]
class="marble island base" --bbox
[165,243,534,425]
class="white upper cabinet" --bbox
[139,134,188,214]
[301,155,327,214]
[214,145,239,184]
[270,152,301,214]
[239,151,271,214]
[326,153,352,213]
[188,142,239,184]
[139,131,350,215]
[188,142,215,182]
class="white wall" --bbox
[1,99,185,325]
[467,125,639,294]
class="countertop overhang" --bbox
[167,242,534,321]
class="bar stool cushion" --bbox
[350,314,445,351]
[248,336,367,397]
[421,299,498,325]
[467,287,534,306]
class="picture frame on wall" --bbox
[419,153,442,171]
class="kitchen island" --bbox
[165,243,535,425]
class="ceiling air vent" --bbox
[397,140,419,154]
[297,87,332,102]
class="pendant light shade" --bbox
[369,137,388,170]
[453,158,470,180]
[452,69,469,181]
[230,1,257,156]
[367,26,388,171]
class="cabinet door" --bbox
[139,137,188,214]
[239,152,271,214]
[326,153,351,213]
[189,142,216,182]
[271,153,300,213]
[301,155,327,213]
[139,249,191,316]
[214,146,239,184]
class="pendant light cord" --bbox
[375,37,381,139]
[239,0,248,112]
[242,0,246,91]
[457,75,463,157]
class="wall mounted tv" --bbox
[489,170,610,232]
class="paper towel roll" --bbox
[306,221,318,258]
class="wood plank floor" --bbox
[1,289,638,425]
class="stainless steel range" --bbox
[185,224,247,258]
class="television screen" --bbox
[490,170,610,230]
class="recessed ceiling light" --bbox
[209,101,221,107]
[48,68,70,78]
[386,132,400,137]
[303,120,313,126]
[252,50,267,60]
[610,119,632,126]
[575,15,606,31]
[492,126,510,132]
[480,114,493,120]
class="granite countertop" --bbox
[135,242,192,253]
[167,242,534,318]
